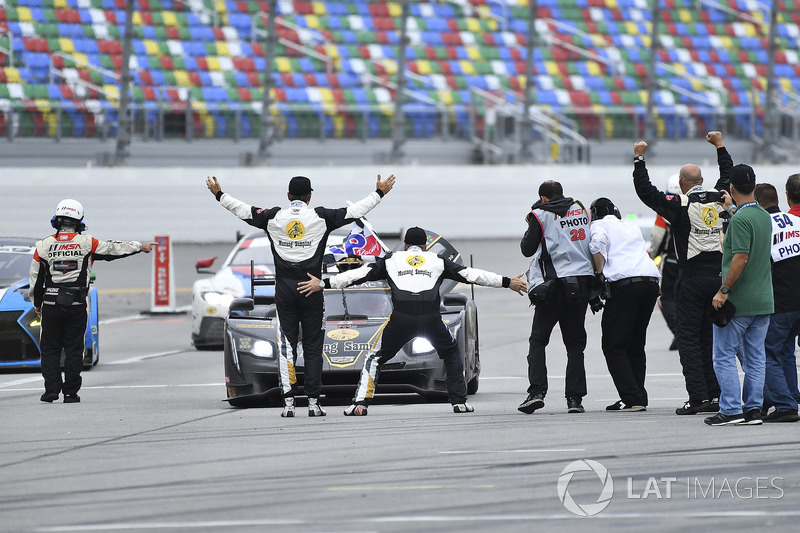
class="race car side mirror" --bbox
[195,257,217,274]
[229,298,254,313]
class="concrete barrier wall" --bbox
[6,164,798,242]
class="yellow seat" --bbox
[18,7,34,22]
[4,67,21,83]
[417,60,431,75]
[103,85,120,101]
[163,12,178,26]
[206,57,221,71]
[305,15,320,30]
[459,60,476,75]
[216,42,229,56]
[466,46,482,61]
[144,41,159,55]
[174,71,191,86]
[312,1,326,15]
[276,57,292,73]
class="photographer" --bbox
[518,180,599,415]
[590,198,660,412]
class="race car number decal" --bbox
[406,255,425,267]
[327,329,360,341]
[286,220,305,240]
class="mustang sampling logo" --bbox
[557,459,614,516]
[701,206,719,227]
[286,220,305,240]
[406,255,425,267]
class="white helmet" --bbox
[54,199,84,221]
[666,174,681,195]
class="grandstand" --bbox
[0,0,798,165]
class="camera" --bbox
[589,295,604,314]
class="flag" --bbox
[329,218,387,260]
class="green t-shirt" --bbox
[722,202,774,316]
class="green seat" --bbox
[148,56,161,70]
[163,71,177,86]
[107,25,121,40]
[99,54,114,70]
[155,26,168,41]
[132,86,144,102]
[172,56,186,70]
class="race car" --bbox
[0,237,99,370]
[222,229,480,407]
[191,231,276,350]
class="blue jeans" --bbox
[763,310,800,412]
[713,315,770,415]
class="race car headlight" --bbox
[237,338,274,359]
[203,291,235,307]
[411,337,435,355]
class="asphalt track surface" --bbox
[2,239,799,533]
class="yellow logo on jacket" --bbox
[406,255,425,267]
[701,207,719,227]
[286,221,305,240]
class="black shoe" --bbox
[669,337,678,351]
[699,398,719,413]
[675,399,711,415]
[704,412,744,426]
[566,397,584,413]
[606,400,646,412]
[735,409,763,425]
[40,391,59,403]
[63,394,81,403]
[518,393,544,414]
[763,409,800,423]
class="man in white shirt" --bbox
[590,198,661,412]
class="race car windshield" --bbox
[230,244,275,271]
[325,288,392,319]
[0,252,33,285]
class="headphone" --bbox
[51,216,86,233]
[590,198,621,221]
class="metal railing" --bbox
[696,0,770,25]
[174,0,219,27]
[251,12,335,74]
[540,17,728,109]
[48,51,121,99]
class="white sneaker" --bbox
[453,402,474,413]
[281,397,295,418]
[308,397,327,417]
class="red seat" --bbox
[159,57,173,71]
[139,70,153,85]
[142,86,157,100]
[237,88,252,102]
[188,71,202,86]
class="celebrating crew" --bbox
[207,173,395,417]
[298,226,526,416]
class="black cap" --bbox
[730,164,756,189]
[288,176,313,196]
[404,227,427,247]
[590,197,620,220]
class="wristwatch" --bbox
[720,285,730,294]
[634,155,645,162]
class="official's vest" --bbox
[526,202,594,289]
[681,187,724,260]
[768,210,800,263]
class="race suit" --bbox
[215,188,385,398]
[29,232,143,395]
[633,147,732,403]
[323,248,511,405]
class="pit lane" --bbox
[1,240,798,532]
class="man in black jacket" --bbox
[632,132,731,416]
[298,227,526,415]
[207,173,395,417]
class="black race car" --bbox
[222,230,480,407]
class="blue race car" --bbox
[0,237,100,370]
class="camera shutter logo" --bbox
[557,460,614,516]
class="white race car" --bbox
[191,232,275,349]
